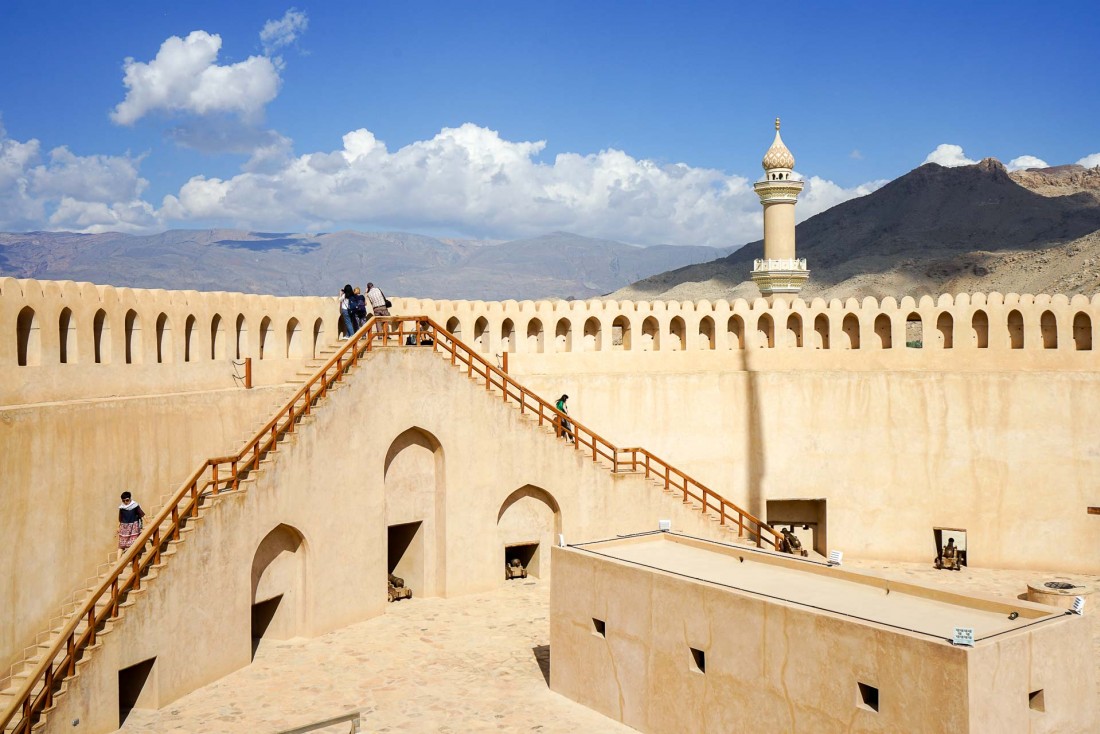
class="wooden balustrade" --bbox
[1,314,778,733]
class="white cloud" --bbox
[1078,153,1100,169]
[160,123,883,246]
[849,149,863,160]
[261,9,309,55]
[798,176,888,217]
[111,30,281,125]
[923,144,977,167]
[1006,155,1049,171]
[0,126,158,233]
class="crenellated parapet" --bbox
[397,291,1100,357]
[4,277,1100,404]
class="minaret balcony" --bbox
[753,258,808,272]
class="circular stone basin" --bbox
[1026,578,1094,612]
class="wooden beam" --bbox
[1088,506,1100,515]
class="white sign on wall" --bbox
[1072,596,1086,615]
[952,627,975,647]
[828,550,843,565]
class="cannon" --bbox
[388,573,412,601]
[780,529,808,557]
[505,558,528,580]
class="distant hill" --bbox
[612,160,1100,302]
[0,230,732,300]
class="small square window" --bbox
[858,682,879,712]
[1029,689,1045,712]
[690,647,706,674]
[592,618,605,637]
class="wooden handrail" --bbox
[1,314,778,733]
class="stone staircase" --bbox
[1,319,777,733]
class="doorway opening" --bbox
[766,499,827,556]
[118,657,156,726]
[388,521,425,598]
[505,542,540,580]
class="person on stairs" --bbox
[556,394,574,443]
[118,491,146,551]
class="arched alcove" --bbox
[259,316,273,359]
[842,313,860,350]
[155,313,172,364]
[813,314,829,349]
[1040,310,1057,349]
[937,312,954,349]
[501,319,516,353]
[583,317,601,352]
[16,306,40,367]
[251,523,308,658]
[555,318,572,353]
[58,307,77,364]
[669,316,686,351]
[183,315,197,362]
[640,316,660,351]
[526,318,544,353]
[786,313,802,348]
[496,485,562,580]
[1073,312,1092,351]
[612,315,631,351]
[1007,310,1024,349]
[473,317,490,353]
[384,427,446,600]
[971,310,989,348]
[93,309,110,364]
[311,318,324,359]
[698,316,715,350]
[445,317,462,339]
[235,314,248,359]
[727,315,744,350]
[756,314,774,348]
[874,314,892,349]
[125,310,142,364]
[286,317,302,358]
[210,314,226,360]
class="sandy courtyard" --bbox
[112,562,1098,733]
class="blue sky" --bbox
[1,1,1097,245]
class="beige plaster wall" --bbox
[549,544,1096,733]
[22,347,753,733]
[0,385,291,678]
[512,361,1100,573]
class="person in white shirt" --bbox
[366,282,390,333]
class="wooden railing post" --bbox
[244,357,252,389]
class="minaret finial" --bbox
[775,116,781,131]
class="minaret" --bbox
[751,117,808,299]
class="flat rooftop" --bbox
[571,532,1068,643]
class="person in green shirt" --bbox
[555,394,574,443]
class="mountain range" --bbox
[0,230,731,300]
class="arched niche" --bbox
[1040,310,1057,349]
[211,314,226,360]
[640,316,660,351]
[698,316,715,350]
[756,313,774,348]
[496,485,562,580]
[786,313,802,348]
[612,315,631,351]
[125,309,142,364]
[727,315,744,350]
[501,318,516,353]
[971,310,989,348]
[259,316,273,359]
[583,317,601,352]
[384,427,446,599]
[937,312,954,349]
[874,314,892,349]
[842,313,860,350]
[1007,310,1024,349]
[1073,312,1092,351]
[526,318,544,353]
[813,314,829,349]
[555,318,572,353]
[93,309,110,364]
[445,316,462,339]
[669,316,686,351]
[183,314,197,362]
[235,314,248,359]
[155,313,173,364]
[16,306,40,367]
[473,316,490,353]
[311,318,324,359]
[58,307,77,364]
[286,317,303,358]
[251,523,308,657]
